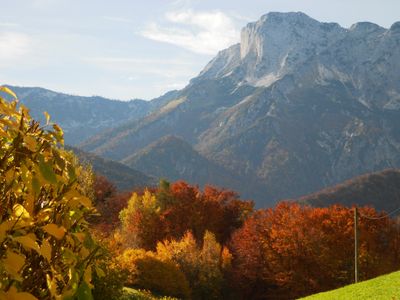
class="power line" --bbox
[353,204,400,284]
[358,206,400,220]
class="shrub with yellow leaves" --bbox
[116,249,191,299]
[0,87,100,300]
[156,231,229,300]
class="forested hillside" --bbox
[297,169,400,213]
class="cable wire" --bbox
[359,206,400,220]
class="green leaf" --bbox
[32,177,41,195]
[67,163,76,181]
[76,281,93,300]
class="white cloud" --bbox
[141,9,240,55]
[0,32,31,64]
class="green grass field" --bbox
[300,271,400,299]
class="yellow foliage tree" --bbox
[156,231,228,300]
[0,87,100,299]
[119,190,164,249]
[116,249,191,299]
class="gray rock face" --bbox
[79,12,400,205]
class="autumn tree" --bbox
[119,190,165,249]
[156,231,230,299]
[93,175,117,205]
[0,87,101,299]
[229,202,400,299]
[91,175,130,236]
[117,231,231,299]
[116,248,191,299]
[119,181,253,250]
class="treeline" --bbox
[92,177,400,299]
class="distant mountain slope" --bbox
[69,147,156,191]
[7,86,179,145]
[123,135,269,203]
[297,169,400,213]
[81,12,400,206]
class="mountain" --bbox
[123,135,268,202]
[7,86,179,145]
[80,12,400,206]
[68,146,157,191]
[296,169,400,213]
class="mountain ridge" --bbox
[9,12,400,206]
[296,168,400,213]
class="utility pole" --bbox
[354,207,358,283]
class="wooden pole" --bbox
[354,207,358,283]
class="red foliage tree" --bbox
[229,202,400,299]
[119,180,254,250]
[93,175,117,204]
[92,175,130,236]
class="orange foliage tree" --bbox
[119,180,253,250]
[229,202,400,299]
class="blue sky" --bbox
[1,0,399,100]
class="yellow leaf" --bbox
[5,169,14,185]
[13,233,40,252]
[3,250,25,279]
[78,196,92,208]
[0,220,13,243]
[25,194,35,216]
[41,238,52,261]
[0,86,18,99]
[42,224,66,240]
[0,128,8,138]
[44,111,50,125]
[24,135,37,152]
[13,204,30,219]
[84,265,92,287]
[46,274,58,297]
[5,286,38,300]
[73,232,85,242]
[0,291,7,300]
[95,266,105,278]
[80,246,90,259]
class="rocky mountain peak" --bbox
[198,12,346,85]
[390,21,400,32]
[240,12,335,58]
[349,22,385,34]
[257,11,318,27]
